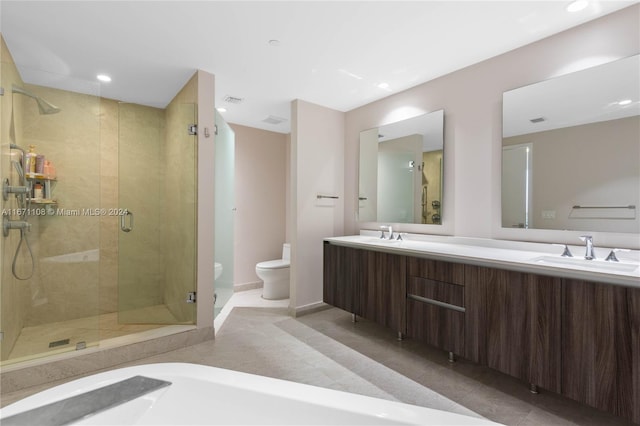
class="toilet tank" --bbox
[282,243,290,260]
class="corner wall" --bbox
[291,100,344,312]
[344,5,640,249]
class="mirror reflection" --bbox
[502,55,639,234]
[359,110,444,224]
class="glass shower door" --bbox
[214,111,235,319]
[118,102,197,325]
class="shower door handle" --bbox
[120,210,133,232]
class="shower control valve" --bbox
[3,178,30,201]
[2,216,31,237]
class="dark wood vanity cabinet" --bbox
[406,258,465,355]
[323,242,362,315]
[323,241,639,423]
[322,242,406,333]
[478,266,562,393]
[361,250,406,332]
[562,279,639,422]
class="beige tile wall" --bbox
[21,85,101,327]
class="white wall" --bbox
[232,124,288,289]
[344,5,640,249]
[291,100,345,313]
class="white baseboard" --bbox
[234,281,262,292]
[289,301,331,317]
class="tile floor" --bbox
[1,289,635,425]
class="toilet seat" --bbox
[257,259,289,269]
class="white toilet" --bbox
[256,243,290,300]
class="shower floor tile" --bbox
[6,305,177,362]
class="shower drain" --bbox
[48,338,70,348]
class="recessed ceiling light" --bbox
[377,82,390,90]
[566,0,588,13]
[217,107,227,112]
[268,39,281,47]
[618,99,632,106]
[96,74,111,82]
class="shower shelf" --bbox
[26,174,58,207]
[30,199,57,205]
[25,173,56,181]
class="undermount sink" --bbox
[532,255,639,273]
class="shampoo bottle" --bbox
[25,145,37,175]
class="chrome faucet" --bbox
[379,225,394,240]
[579,235,595,260]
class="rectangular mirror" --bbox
[502,55,639,233]
[359,110,444,224]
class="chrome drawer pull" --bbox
[407,293,466,313]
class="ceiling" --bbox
[1,1,636,133]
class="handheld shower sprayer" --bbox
[4,144,36,280]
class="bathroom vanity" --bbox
[323,235,640,424]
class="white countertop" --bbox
[324,233,640,288]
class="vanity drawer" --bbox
[407,277,464,308]
[408,258,465,285]
[406,279,465,355]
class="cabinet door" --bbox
[323,243,362,315]
[562,279,633,420]
[361,250,406,333]
[485,267,561,392]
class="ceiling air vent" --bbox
[223,95,244,104]
[262,115,287,125]
[529,117,546,123]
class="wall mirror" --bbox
[502,55,639,233]
[359,110,444,224]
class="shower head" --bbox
[12,84,61,115]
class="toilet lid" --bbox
[257,259,290,270]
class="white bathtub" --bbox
[0,363,500,425]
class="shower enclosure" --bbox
[0,54,198,365]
